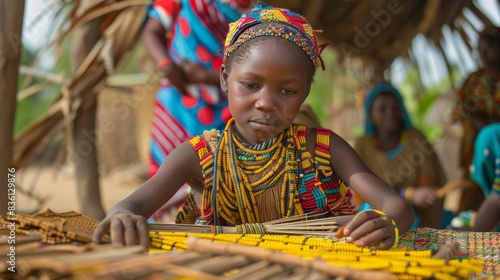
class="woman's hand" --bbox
[180,60,220,86]
[411,186,438,208]
[92,211,149,250]
[338,210,398,250]
[161,62,188,94]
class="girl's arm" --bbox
[329,132,415,248]
[92,142,202,248]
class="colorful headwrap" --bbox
[223,2,325,70]
[363,83,413,135]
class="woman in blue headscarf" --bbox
[354,83,447,228]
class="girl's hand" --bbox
[92,211,149,250]
[411,186,438,208]
[339,210,398,250]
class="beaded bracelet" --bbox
[362,209,399,249]
[404,186,414,204]
[156,57,173,70]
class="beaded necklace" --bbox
[212,119,303,225]
[234,133,278,160]
[187,119,354,226]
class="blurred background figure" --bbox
[354,83,448,228]
[453,26,500,212]
[451,123,500,231]
[141,0,256,222]
[293,104,322,128]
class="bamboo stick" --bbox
[187,237,393,280]
[245,263,289,280]
[436,179,475,198]
[293,270,330,280]
[149,214,355,236]
[184,254,253,275]
[72,251,211,279]
[226,260,272,280]
[17,245,145,276]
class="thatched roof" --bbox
[265,0,496,77]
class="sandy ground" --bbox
[14,163,145,216]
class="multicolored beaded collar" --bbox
[223,2,326,70]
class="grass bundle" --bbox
[149,213,355,236]
[0,208,103,244]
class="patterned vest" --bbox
[177,125,354,225]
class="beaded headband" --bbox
[224,2,326,70]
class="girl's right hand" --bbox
[92,211,149,250]
[340,210,398,250]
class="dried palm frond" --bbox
[13,0,150,169]
[149,213,355,236]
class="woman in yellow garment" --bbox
[354,83,446,228]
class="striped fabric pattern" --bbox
[148,0,253,177]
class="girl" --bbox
[93,3,414,250]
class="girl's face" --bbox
[369,92,403,135]
[221,38,312,144]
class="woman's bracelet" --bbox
[404,186,414,204]
[156,57,173,70]
[361,209,399,249]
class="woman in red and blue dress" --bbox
[142,0,256,219]
[143,0,256,177]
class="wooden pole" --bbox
[69,0,106,220]
[0,0,25,216]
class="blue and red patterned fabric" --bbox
[148,0,254,177]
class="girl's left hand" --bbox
[339,210,398,250]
